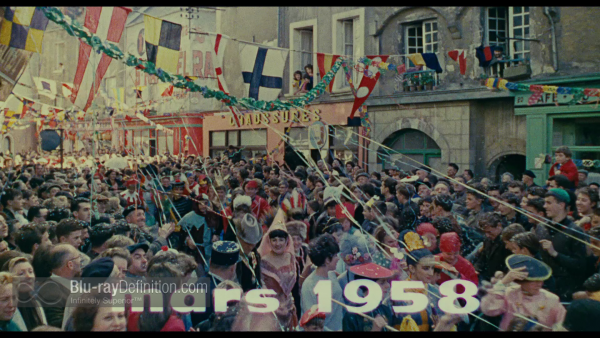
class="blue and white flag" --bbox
[239,43,288,101]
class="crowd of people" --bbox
[0,143,600,332]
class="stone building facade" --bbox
[279,7,600,182]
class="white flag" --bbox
[33,77,57,99]
[238,43,288,101]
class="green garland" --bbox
[41,6,343,112]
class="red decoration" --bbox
[349,55,389,119]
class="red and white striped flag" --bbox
[71,7,131,111]
[210,33,242,127]
[448,50,467,75]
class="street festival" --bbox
[0,5,600,332]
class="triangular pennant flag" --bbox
[349,55,389,119]
[61,82,74,98]
[160,84,174,97]
[316,53,341,92]
[448,49,467,75]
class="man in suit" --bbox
[37,244,82,328]
[473,213,511,283]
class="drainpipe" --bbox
[277,7,282,48]
[544,7,558,71]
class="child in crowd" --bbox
[549,146,579,187]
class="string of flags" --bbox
[40,6,343,114]
[4,5,594,139]
[483,77,600,105]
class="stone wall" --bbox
[470,98,527,178]
[368,101,472,174]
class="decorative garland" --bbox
[41,6,343,113]
[483,77,600,105]
[41,6,600,117]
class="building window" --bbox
[289,127,308,149]
[405,24,423,55]
[289,19,317,95]
[487,7,508,51]
[210,130,267,158]
[486,7,530,60]
[509,6,530,60]
[240,130,267,146]
[552,116,600,175]
[211,131,226,147]
[299,30,313,72]
[423,21,438,53]
[341,20,354,87]
[404,20,438,67]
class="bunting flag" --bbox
[407,53,443,73]
[239,42,288,101]
[144,15,182,74]
[0,7,49,53]
[475,45,499,67]
[71,7,131,112]
[61,82,74,98]
[447,50,467,75]
[1,95,22,133]
[349,55,389,119]
[20,98,34,119]
[209,33,242,128]
[33,77,57,99]
[159,83,173,97]
[316,53,341,92]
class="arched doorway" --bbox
[377,128,441,172]
[493,154,526,182]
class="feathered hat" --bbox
[280,188,307,215]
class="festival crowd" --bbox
[0,144,600,332]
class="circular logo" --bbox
[309,121,327,150]
[137,28,145,56]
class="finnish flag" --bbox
[239,43,289,101]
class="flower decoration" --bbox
[390,247,405,260]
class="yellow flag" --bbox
[408,54,426,66]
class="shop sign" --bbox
[515,92,600,106]
[229,109,321,126]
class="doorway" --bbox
[494,154,526,182]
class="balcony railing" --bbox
[396,69,438,93]
[487,58,528,78]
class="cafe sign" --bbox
[229,109,321,126]
[515,92,600,107]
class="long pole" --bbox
[59,128,64,170]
